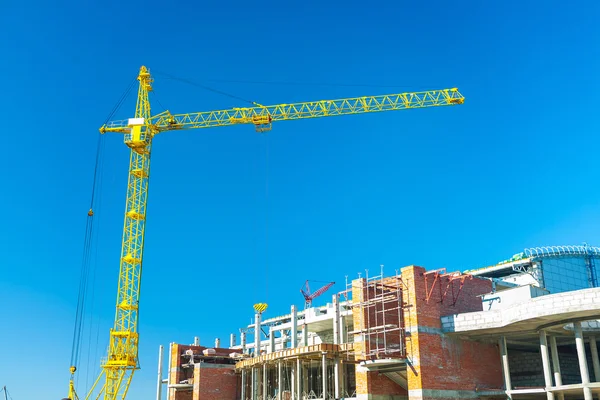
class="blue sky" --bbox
[1,0,600,398]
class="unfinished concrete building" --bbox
[163,338,239,400]
[161,244,600,400]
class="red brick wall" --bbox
[170,343,238,400]
[401,265,503,396]
[193,364,238,400]
[366,372,408,396]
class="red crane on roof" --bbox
[300,280,335,309]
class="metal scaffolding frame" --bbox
[351,266,406,360]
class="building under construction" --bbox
[160,245,600,400]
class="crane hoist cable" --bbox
[151,70,273,302]
[263,131,270,304]
[84,129,107,391]
[68,76,137,385]
[1,386,13,400]
[153,70,260,106]
[204,78,447,90]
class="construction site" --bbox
[3,3,599,400]
[48,63,600,400]
[158,245,600,400]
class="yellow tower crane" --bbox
[67,65,465,400]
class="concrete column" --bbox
[302,361,309,398]
[277,361,282,400]
[251,367,257,400]
[340,360,346,398]
[589,336,600,400]
[291,362,296,400]
[301,324,308,347]
[241,369,247,400]
[321,352,328,399]
[339,314,345,344]
[230,333,236,348]
[215,338,221,348]
[590,336,600,382]
[263,364,267,400]
[333,295,340,345]
[540,330,555,400]
[499,336,512,398]
[241,332,247,354]
[333,356,340,399]
[194,336,199,346]
[574,322,593,400]
[291,305,298,348]
[269,327,275,354]
[255,313,262,356]
[156,345,163,400]
[167,342,173,400]
[549,335,565,400]
[296,358,301,399]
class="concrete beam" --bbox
[443,288,600,336]
[235,343,354,369]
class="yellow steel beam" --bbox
[100,87,464,134]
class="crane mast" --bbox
[103,66,153,398]
[69,65,465,400]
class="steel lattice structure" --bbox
[524,244,600,259]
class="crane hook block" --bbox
[70,365,77,374]
[88,209,94,217]
[253,303,268,314]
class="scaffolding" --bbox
[350,266,406,360]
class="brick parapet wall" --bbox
[401,265,504,399]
